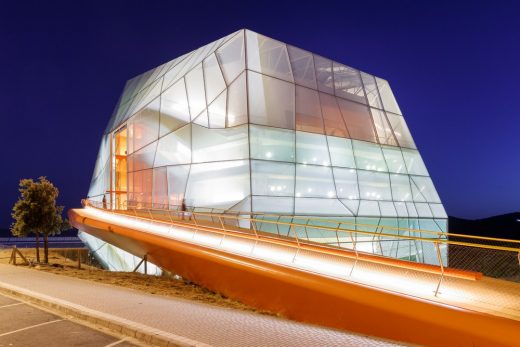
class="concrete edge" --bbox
[0,281,212,347]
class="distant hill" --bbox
[449,212,520,240]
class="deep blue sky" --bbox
[0,0,519,227]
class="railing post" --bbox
[291,224,301,263]
[349,230,359,277]
[218,215,226,230]
[251,220,259,239]
[434,241,445,297]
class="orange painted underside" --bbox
[69,209,520,347]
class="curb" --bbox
[0,281,212,347]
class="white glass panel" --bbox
[415,203,433,217]
[131,98,160,152]
[314,55,334,94]
[203,53,226,103]
[358,200,380,217]
[401,148,428,176]
[386,112,416,149]
[185,63,206,118]
[248,71,295,129]
[333,168,358,199]
[153,167,168,208]
[251,160,295,197]
[379,201,397,217]
[185,160,250,209]
[333,63,366,104]
[371,108,397,146]
[246,30,293,82]
[287,45,317,89]
[296,132,330,166]
[352,140,388,172]
[192,124,248,163]
[341,199,360,215]
[193,109,209,128]
[411,176,441,203]
[430,203,448,219]
[227,72,248,127]
[154,125,191,167]
[337,98,377,143]
[208,90,227,128]
[253,196,293,214]
[295,86,324,134]
[394,202,408,217]
[327,136,356,168]
[360,72,383,109]
[133,141,157,171]
[295,164,336,198]
[382,146,407,174]
[295,198,350,215]
[250,125,295,162]
[320,93,349,138]
[406,202,418,217]
[167,165,190,207]
[216,31,245,85]
[376,77,402,115]
[390,174,412,202]
[357,171,391,200]
[160,78,190,136]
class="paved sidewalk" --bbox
[0,264,400,347]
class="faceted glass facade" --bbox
[86,29,447,266]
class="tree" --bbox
[11,177,70,264]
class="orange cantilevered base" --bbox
[69,208,520,347]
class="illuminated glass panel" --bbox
[246,30,293,82]
[131,98,160,152]
[411,176,441,203]
[251,160,295,197]
[327,136,356,168]
[295,86,324,134]
[167,165,190,207]
[376,77,401,115]
[314,55,334,94]
[357,171,392,201]
[386,112,416,149]
[402,148,428,176]
[253,196,294,214]
[287,45,317,89]
[352,140,388,172]
[360,72,383,109]
[185,160,250,209]
[208,90,227,128]
[337,98,377,143]
[153,167,168,208]
[160,78,190,136]
[333,62,365,104]
[382,146,407,174]
[333,168,359,199]
[185,63,206,119]
[227,72,248,127]
[295,164,336,198]
[296,132,330,166]
[192,124,248,163]
[203,53,226,103]
[248,71,295,129]
[216,31,245,85]
[390,174,412,201]
[250,125,295,162]
[154,125,191,166]
[371,108,397,146]
[132,141,157,171]
[320,93,349,138]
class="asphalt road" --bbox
[0,293,138,347]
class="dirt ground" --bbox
[0,247,271,315]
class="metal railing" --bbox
[81,198,520,318]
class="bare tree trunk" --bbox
[35,233,40,263]
[44,234,49,264]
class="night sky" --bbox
[1,1,519,228]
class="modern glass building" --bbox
[84,29,447,270]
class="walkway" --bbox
[0,264,400,347]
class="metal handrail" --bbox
[82,198,520,253]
